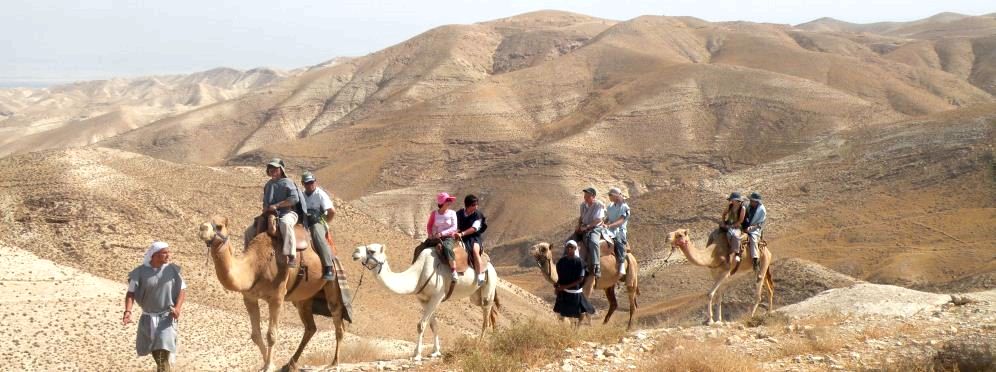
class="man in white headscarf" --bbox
[122,241,186,372]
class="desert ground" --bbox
[1,9,993,372]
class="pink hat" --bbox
[436,192,456,205]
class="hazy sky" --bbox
[2,0,992,85]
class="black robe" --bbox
[553,255,596,318]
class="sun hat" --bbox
[608,187,626,198]
[582,187,597,196]
[436,192,456,205]
[728,192,742,201]
[749,192,762,201]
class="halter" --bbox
[205,223,229,248]
[360,251,384,274]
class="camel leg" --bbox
[284,301,316,372]
[429,315,442,358]
[414,293,444,361]
[717,287,725,323]
[243,297,272,372]
[582,275,596,300]
[626,285,638,330]
[264,300,283,370]
[322,281,347,366]
[603,287,618,325]
[706,270,730,324]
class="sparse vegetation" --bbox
[299,338,395,366]
[443,318,627,371]
[640,340,761,372]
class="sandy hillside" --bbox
[0,147,549,370]
[0,67,290,157]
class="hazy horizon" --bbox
[3,1,993,88]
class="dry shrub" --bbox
[444,318,628,372]
[641,341,761,372]
[744,311,790,329]
[299,338,392,366]
[859,324,893,341]
[773,319,851,359]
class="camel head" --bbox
[353,244,387,272]
[528,242,554,266]
[665,228,690,258]
[199,215,231,246]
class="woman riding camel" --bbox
[424,192,460,281]
[720,192,747,263]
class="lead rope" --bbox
[345,264,367,308]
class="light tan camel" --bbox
[529,242,640,329]
[198,216,348,372]
[352,243,500,361]
[666,228,774,324]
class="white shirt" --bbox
[304,187,335,215]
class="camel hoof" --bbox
[413,355,423,362]
[259,364,275,372]
[430,351,442,358]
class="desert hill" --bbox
[0,67,289,157]
[0,147,549,369]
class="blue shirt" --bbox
[606,202,630,242]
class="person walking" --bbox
[122,241,187,372]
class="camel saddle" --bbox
[730,237,767,275]
[412,239,489,275]
[257,214,312,252]
[578,230,628,266]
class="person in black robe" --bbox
[553,240,596,325]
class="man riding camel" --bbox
[605,187,630,275]
[574,187,606,277]
[301,171,337,280]
[256,158,307,265]
[742,192,767,273]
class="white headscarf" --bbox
[143,241,169,267]
[564,240,581,258]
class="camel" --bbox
[665,228,774,324]
[351,243,500,361]
[528,242,640,329]
[198,216,349,372]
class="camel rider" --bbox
[720,192,747,264]
[605,187,630,275]
[262,158,306,265]
[425,192,460,281]
[302,171,337,281]
[123,241,187,372]
[575,187,606,277]
[741,192,767,273]
[456,194,488,286]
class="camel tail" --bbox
[489,292,502,328]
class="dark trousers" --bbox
[412,237,455,264]
[309,222,334,268]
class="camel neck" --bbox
[540,256,558,284]
[678,238,717,268]
[211,237,258,291]
[373,251,430,295]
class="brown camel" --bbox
[666,228,774,324]
[198,216,348,372]
[529,242,640,329]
